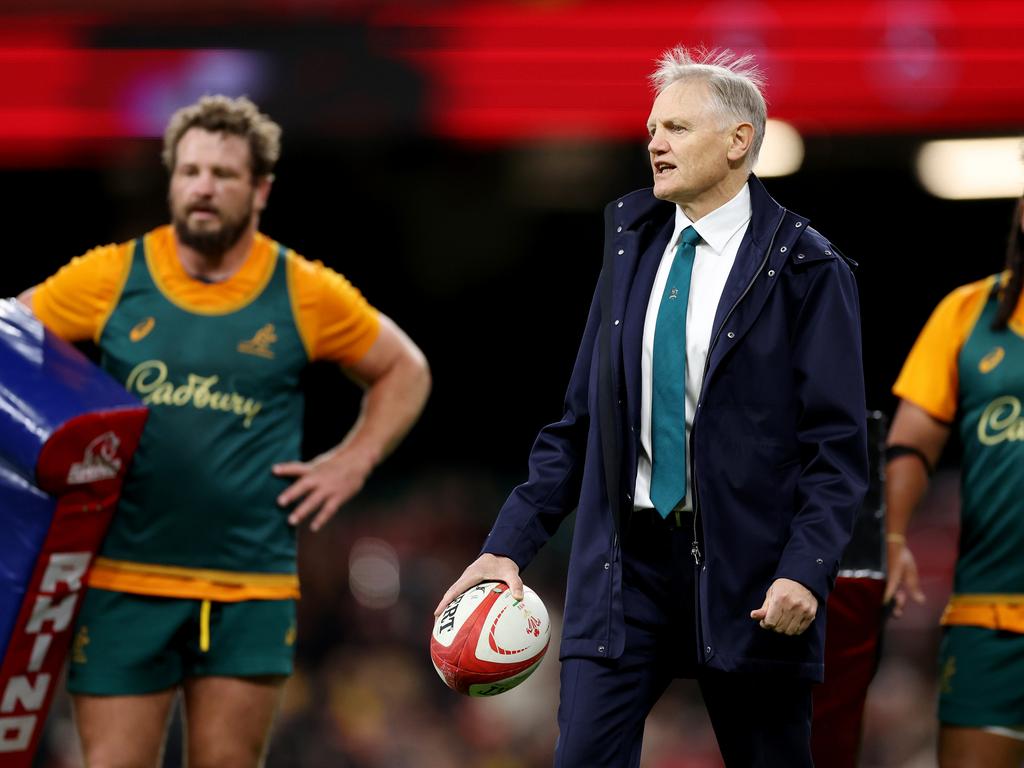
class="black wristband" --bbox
[885,444,934,476]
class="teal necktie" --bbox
[650,225,701,518]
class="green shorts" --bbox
[66,587,296,695]
[938,625,1024,729]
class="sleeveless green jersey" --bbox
[98,237,308,575]
[956,281,1024,594]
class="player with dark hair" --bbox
[886,193,1024,766]
[19,94,431,768]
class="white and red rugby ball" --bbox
[431,581,551,696]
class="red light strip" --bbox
[373,0,1024,140]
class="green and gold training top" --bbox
[31,225,380,601]
[894,273,1024,633]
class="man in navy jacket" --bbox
[437,46,868,766]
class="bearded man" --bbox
[18,95,430,768]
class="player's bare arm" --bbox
[883,400,950,616]
[274,313,430,531]
[16,287,34,308]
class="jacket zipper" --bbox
[688,212,787,564]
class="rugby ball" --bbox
[431,581,550,696]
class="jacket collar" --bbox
[740,173,785,248]
[613,188,674,232]
[613,173,786,241]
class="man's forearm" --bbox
[884,400,951,539]
[333,349,431,467]
[884,457,930,539]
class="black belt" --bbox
[630,507,695,530]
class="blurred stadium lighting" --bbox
[348,537,401,610]
[119,50,271,136]
[916,137,1024,199]
[753,119,804,178]
[2,3,1024,163]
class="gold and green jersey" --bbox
[31,225,380,600]
[894,273,1024,632]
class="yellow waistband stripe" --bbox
[941,594,1024,633]
[88,558,300,602]
[199,600,212,652]
[945,594,1024,604]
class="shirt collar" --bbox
[672,182,752,255]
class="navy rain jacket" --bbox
[482,174,869,681]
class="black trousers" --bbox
[553,511,813,768]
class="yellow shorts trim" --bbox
[941,594,1024,633]
[88,558,300,602]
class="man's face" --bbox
[646,79,739,209]
[169,127,269,258]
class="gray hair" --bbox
[650,46,767,167]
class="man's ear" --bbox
[254,174,274,213]
[727,122,755,164]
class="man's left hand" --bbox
[749,578,818,636]
[273,449,375,532]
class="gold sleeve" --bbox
[30,242,132,343]
[892,277,993,423]
[286,252,381,364]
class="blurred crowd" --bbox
[33,467,962,768]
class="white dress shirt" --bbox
[633,183,752,512]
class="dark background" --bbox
[4,138,1012,473]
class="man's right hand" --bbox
[433,553,523,618]
[884,539,925,618]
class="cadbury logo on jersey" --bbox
[977,395,1024,446]
[125,359,263,428]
